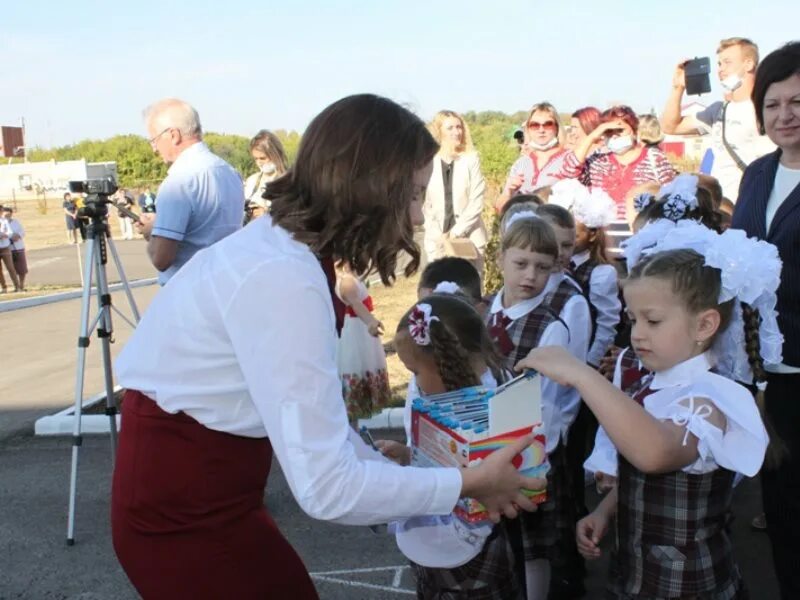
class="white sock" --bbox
[525,559,550,600]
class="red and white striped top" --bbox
[563,147,677,219]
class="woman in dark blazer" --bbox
[731,41,800,600]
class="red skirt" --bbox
[111,390,319,599]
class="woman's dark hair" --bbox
[397,294,505,390]
[419,257,482,303]
[267,94,438,285]
[752,41,800,134]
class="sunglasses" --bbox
[527,120,557,131]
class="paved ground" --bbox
[0,428,780,599]
[23,240,156,287]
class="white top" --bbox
[571,251,621,366]
[244,170,279,208]
[765,163,800,231]
[585,352,768,477]
[0,218,11,249]
[152,142,244,285]
[694,99,776,201]
[115,217,461,525]
[764,164,800,374]
[488,283,586,452]
[5,218,24,251]
[397,370,499,568]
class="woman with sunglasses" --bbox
[565,105,677,219]
[495,102,573,211]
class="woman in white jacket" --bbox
[423,110,488,274]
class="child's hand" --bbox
[576,510,610,560]
[368,319,384,337]
[515,346,589,387]
[461,433,546,523]
[598,346,621,381]
[374,439,411,466]
[506,173,525,193]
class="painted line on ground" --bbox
[310,565,413,595]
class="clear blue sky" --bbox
[2,0,797,148]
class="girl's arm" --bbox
[516,347,720,474]
[338,274,383,336]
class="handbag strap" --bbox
[721,102,748,172]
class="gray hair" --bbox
[143,98,203,139]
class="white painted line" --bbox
[310,565,414,595]
[34,386,122,436]
[0,277,157,313]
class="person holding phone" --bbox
[661,37,775,201]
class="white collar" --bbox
[489,286,548,321]
[651,352,713,390]
[168,141,207,174]
[571,250,590,268]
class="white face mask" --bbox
[260,163,277,176]
[607,135,634,154]
[720,74,743,92]
[528,137,559,151]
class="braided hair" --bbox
[398,294,506,391]
[742,303,789,467]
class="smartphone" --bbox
[684,57,711,96]
[359,425,378,451]
[114,202,142,224]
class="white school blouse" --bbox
[488,285,581,453]
[115,217,461,525]
[570,250,621,367]
[584,352,768,477]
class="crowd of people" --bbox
[103,36,800,600]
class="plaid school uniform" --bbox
[485,278,580,564]
[412,523,523,600]
[570,259,598,341]
[606,378,747,599]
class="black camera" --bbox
[69,178,118,219]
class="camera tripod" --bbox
[67,210,141,545]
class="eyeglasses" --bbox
[527,120,557,131]
[148,128,172,146]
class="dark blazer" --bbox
[732,149,800,366]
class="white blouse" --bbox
[570,250,621,367]
[584,352,768,477]
[115,217,462,525]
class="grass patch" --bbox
[368,273,419,408]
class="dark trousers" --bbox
[760,372,800,600]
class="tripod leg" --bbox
[94,236,119,456]
[67,238,97,545]
[106,236,141,323]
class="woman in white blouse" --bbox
[111,94,542,599]
[422,110,488,272]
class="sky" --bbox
[1,0,798,149]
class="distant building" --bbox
[0,159,117,200]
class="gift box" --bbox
[410,371,549,524]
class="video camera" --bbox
[68,178,118,219]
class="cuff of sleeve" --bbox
[151,227,185,242]
[428,468,462,516]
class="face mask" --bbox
[528,137,559,151]
[720,74,743,92]
[260,163,276,176]
[607,135,634,154]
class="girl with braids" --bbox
[518,222,782,599]
[384,293,524,599]
[485,215,589,600]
